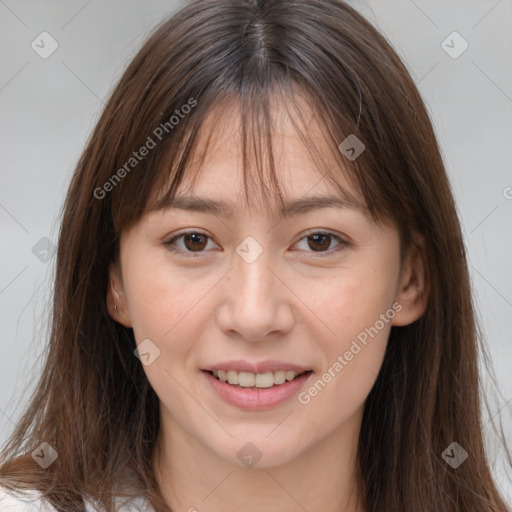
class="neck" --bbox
[152,407,364,512]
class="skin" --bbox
[107,98,428,512]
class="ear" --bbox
[107,262,133,328]
[392,234,429,326]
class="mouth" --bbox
[202,369,313,389]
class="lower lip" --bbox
[202,370,313,410]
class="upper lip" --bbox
[202,360,312,374]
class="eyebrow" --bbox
[150,193,368,219]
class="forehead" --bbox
[150,94,368,219]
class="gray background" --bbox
[1,0,511,501]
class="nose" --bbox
[215,249,295,342]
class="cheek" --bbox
[122,258,212,406]
[297,262,396,407]
[123,256,211,342]
[305,262,397,345]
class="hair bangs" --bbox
[117,80,376,236]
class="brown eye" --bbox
[164,231,218,255]
[183,233,208,251]
[293,231,348,257]
[307,234,333,252]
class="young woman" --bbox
[1,0,510,511]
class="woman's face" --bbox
[109,100,426,469]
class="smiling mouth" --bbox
[204,369,313,388]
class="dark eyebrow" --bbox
[150,193,368,219]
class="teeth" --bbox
[211,369,307,388]
[227,370,238,385]
[238,371,255,387]
[255,372,274,388]
[285,371,296,381]
[274,370,286,384]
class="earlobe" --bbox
[392,236,429,327]
[106,264,133,327]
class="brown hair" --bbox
[1,0,510,510]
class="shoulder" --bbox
[0,486,58,511]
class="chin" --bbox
[208,431,310,470]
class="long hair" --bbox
[1,0,510,511]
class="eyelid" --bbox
[163,229,220,255]
[290,229,349,257]
[298,228,348,242]
[163,228,350,257]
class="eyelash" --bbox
[163,229,349,258]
